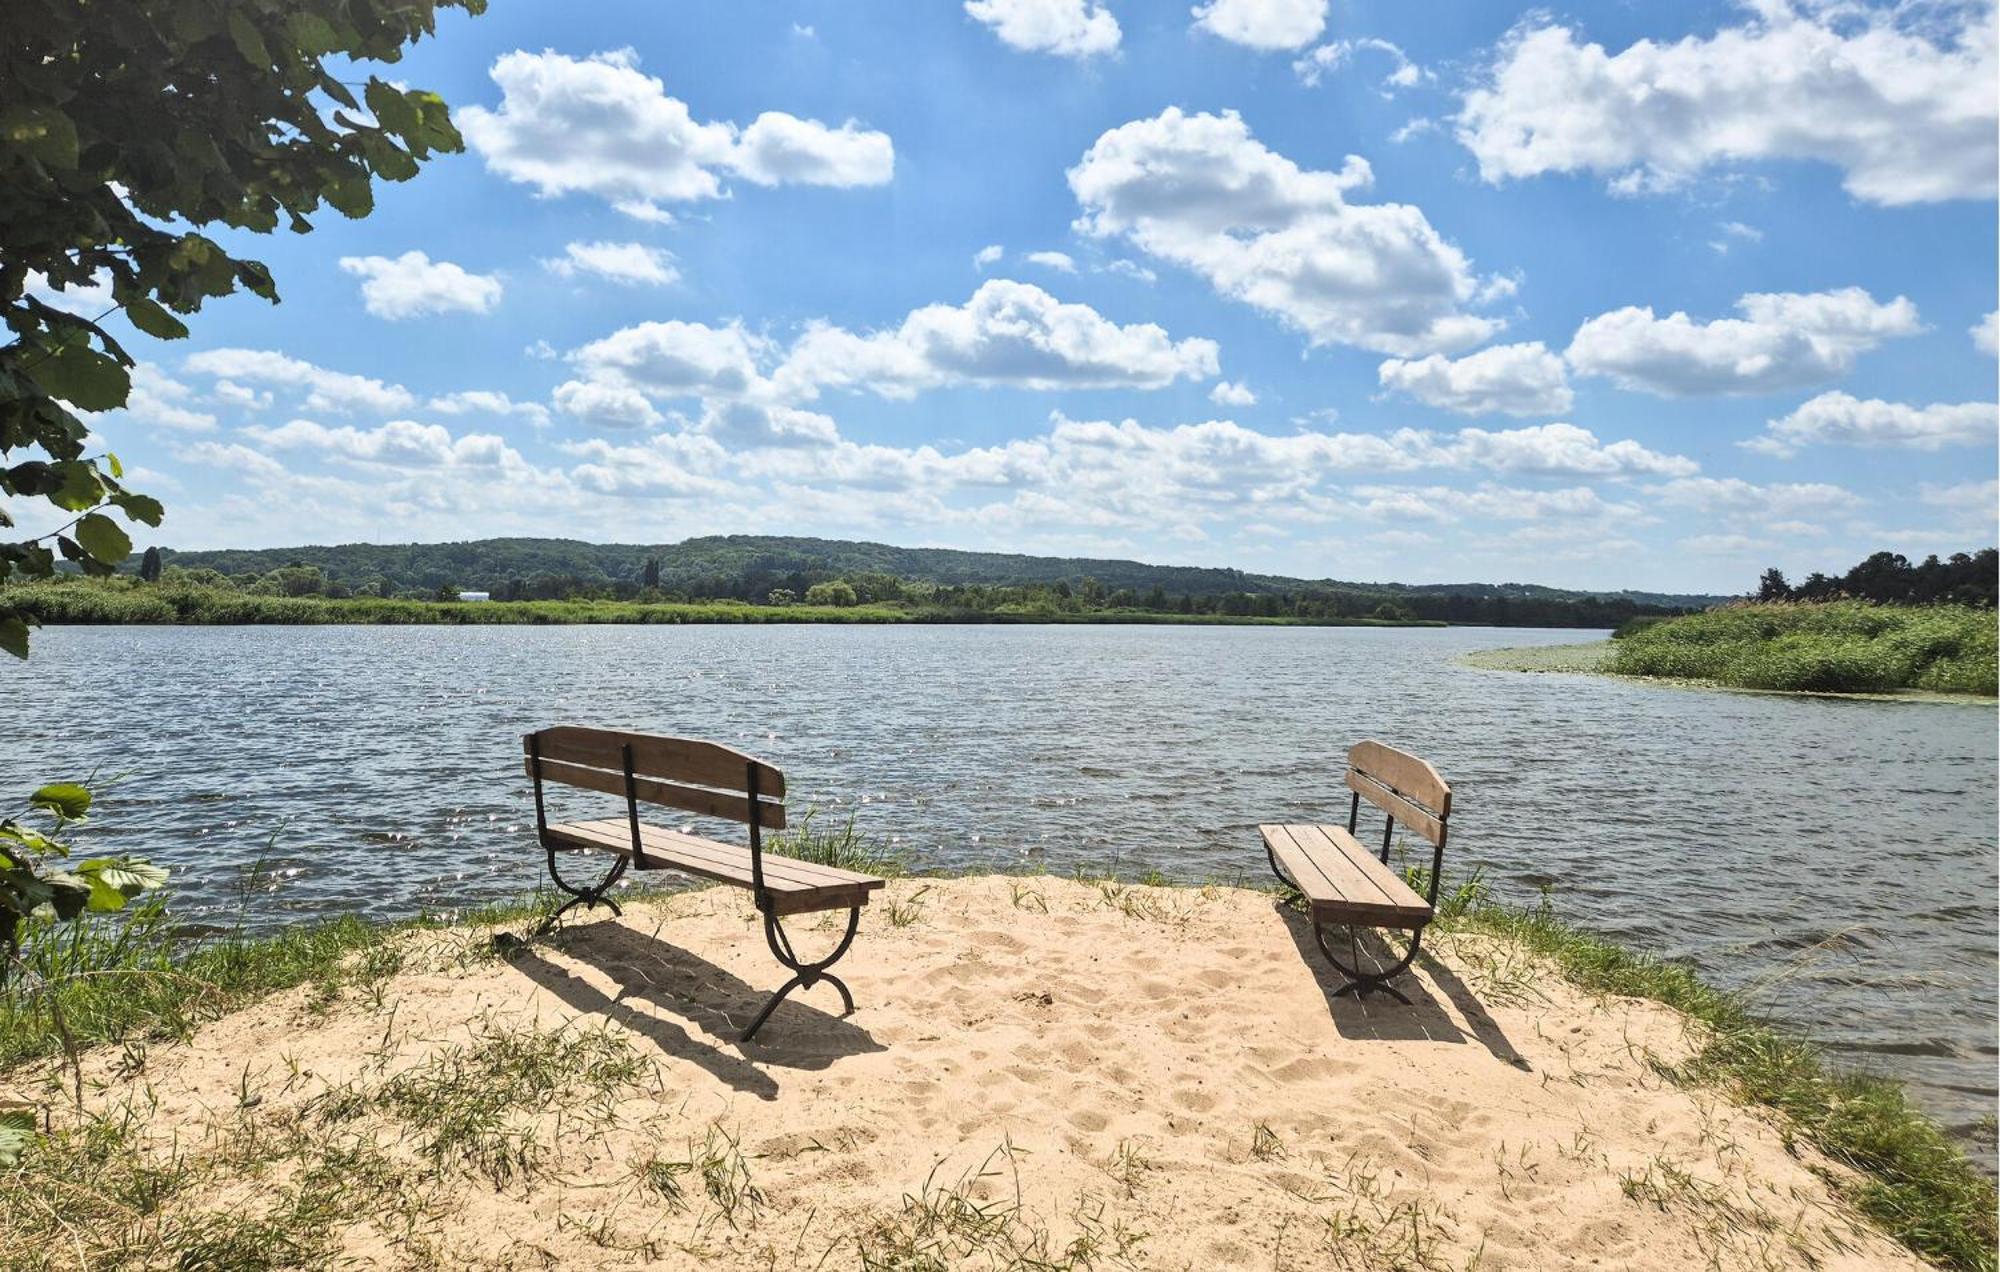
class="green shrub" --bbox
[1610,602,1997,695]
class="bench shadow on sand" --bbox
[1274,901,1528,1068]
[500,919,885,1100]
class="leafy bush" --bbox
[1610,601,1998,695]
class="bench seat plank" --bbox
[545,819,885,916]
[1260,822,1431,927]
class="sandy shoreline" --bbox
[13,876,1925,1269]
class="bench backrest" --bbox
[1345,740,1450,847]
[523,726,787,830]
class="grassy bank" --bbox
[1608,601,1997,695]
[1,579,1443,629]
[1,835,1991,1269]
[1460,640,1617,675]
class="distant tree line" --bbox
[1756,549,1997,608]
[144,535,1727,611]
[119,558,1685,628]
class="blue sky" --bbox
[36,0,2000,592]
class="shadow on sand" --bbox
[1274,901,1528,1068]
[500,918,884,1100]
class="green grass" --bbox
[1,577,1444,629]
[768,811,910,876]
[1609,601,1997,695]
[0,889,559,1076]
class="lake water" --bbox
[5,624,1995,1144]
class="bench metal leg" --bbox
[536,846,628,936]
[742,905,861,1042]
[1318,923,1422,1004]
[1268,839,1421,1003]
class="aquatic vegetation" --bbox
[1609,601,1997,695]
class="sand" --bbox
[29,876,1920,1269]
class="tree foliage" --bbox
[1,0,484,656]
[0,782,165,965]
[1754,550,1997,608]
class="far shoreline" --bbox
[1462,639,2000,705]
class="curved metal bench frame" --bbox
[526,730,865,1041]
[1268,782,1449,1004]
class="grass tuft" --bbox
[353,1019,649,1188]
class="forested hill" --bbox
[151,534,1725,623]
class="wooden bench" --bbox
[1260,741,1453,1002]
[523,726,885,1040]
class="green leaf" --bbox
[227,11,272,68]
[0,1108,36,1169]
[46,461,105,512]
[39,871,93,921]
[235,260,278,300]
[111,491,165,526]
[290,12,339,54]
[367,140,418,182]
[74,513,132,565]
[82,873,131,911]
[78,857,168,901]
[325,173,375,218]
[123,297,190,341]
[0,106,78,168]
[0,824,58,856]
[29,784,91,819]
[34,344,131,411]
[365,79,420,140]
[0,614,28,660]
[320,74,360,111]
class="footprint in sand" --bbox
[1172,1085,1219,1114]
[1065,1104,1111,1132]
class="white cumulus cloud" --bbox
[1025,250,1077,273]
[1443,422,1694,477]
[338,251,503,320]
[1294,38,1424,91]
[773,279,1220,398]
[426,390,552,428]
[572,320,766,399]
[1209,380,1258,407]
[1456,4,1999,205]
[542,241,679,287]
[460,49,892,220]
[1746,392,1997,456]
[1378,342,1572,417]
[1653,476,1861,518]
[552,379,665,430]
[965,0,1120,57]
[1565,287,1920,396]
[730,112,895,187]
[1069,108,1500,355]
[1191,0,1326,50]
[244,419,525,470]
[104,365,217,434]
[1974,311,1998,356]
[182,349,416,416]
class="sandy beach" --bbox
[20,876,1925,1269]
